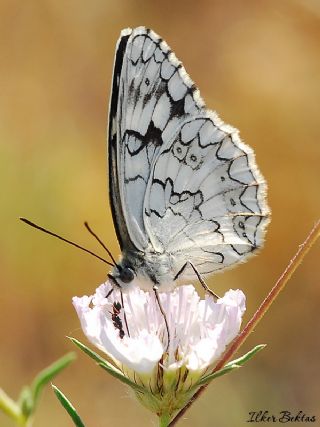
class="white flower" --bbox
[72,282,245,415]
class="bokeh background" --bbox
[1,1,319,426]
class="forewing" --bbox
[144,115,270,277]
[108,27,205,251]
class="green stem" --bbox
[159,413,171,427]
[23,417,34,427]
[0,388,29,426]
[169,219,320,426]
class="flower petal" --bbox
[183,289,246,371]
[73,285,163,374]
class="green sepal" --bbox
[195,363,241,388]
[193,344,266,389]
[97,363,146,393]
[68,337,123,375]
[52,385,85,427]
[69,337,146,394]
[31,352,76,407]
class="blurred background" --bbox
[1,0,319,426]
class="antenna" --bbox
[19,217,114,267]
[84,221,118,266]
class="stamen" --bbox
[120,290,130,338]
[153,286,170,353]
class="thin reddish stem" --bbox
[168,219,320,426]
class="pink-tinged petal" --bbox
[73,287,163,374]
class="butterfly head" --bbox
[119,266,135,283]
[108,257,136,289]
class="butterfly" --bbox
[107,27,270,292]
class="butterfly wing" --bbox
[109,26,269,281]
[144,114,270,277]
[108,27,205,252]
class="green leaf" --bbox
[31,352,76,407]
[224,344,266,368]
[193,344,266,389]
[0,354,76,426]
[69,337,146,394]
[52,385,85,427]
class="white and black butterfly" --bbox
[107,27,270,292]
[20,27,269,294]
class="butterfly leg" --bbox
[105,287,114,299]
[189,262,220,299]
[108,274,131,337]
[153,285,170,353]
[175,262,220,300]
[107,273,121,288]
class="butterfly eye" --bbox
[120,267,135,284]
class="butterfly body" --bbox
[112,249,179,291]
[108,27,270,291]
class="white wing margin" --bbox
[109,27,205,251]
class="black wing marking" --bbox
[144,115,270,275]
[108,27,204,252]
[108,29,138,252]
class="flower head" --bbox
[73,282,245,418]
